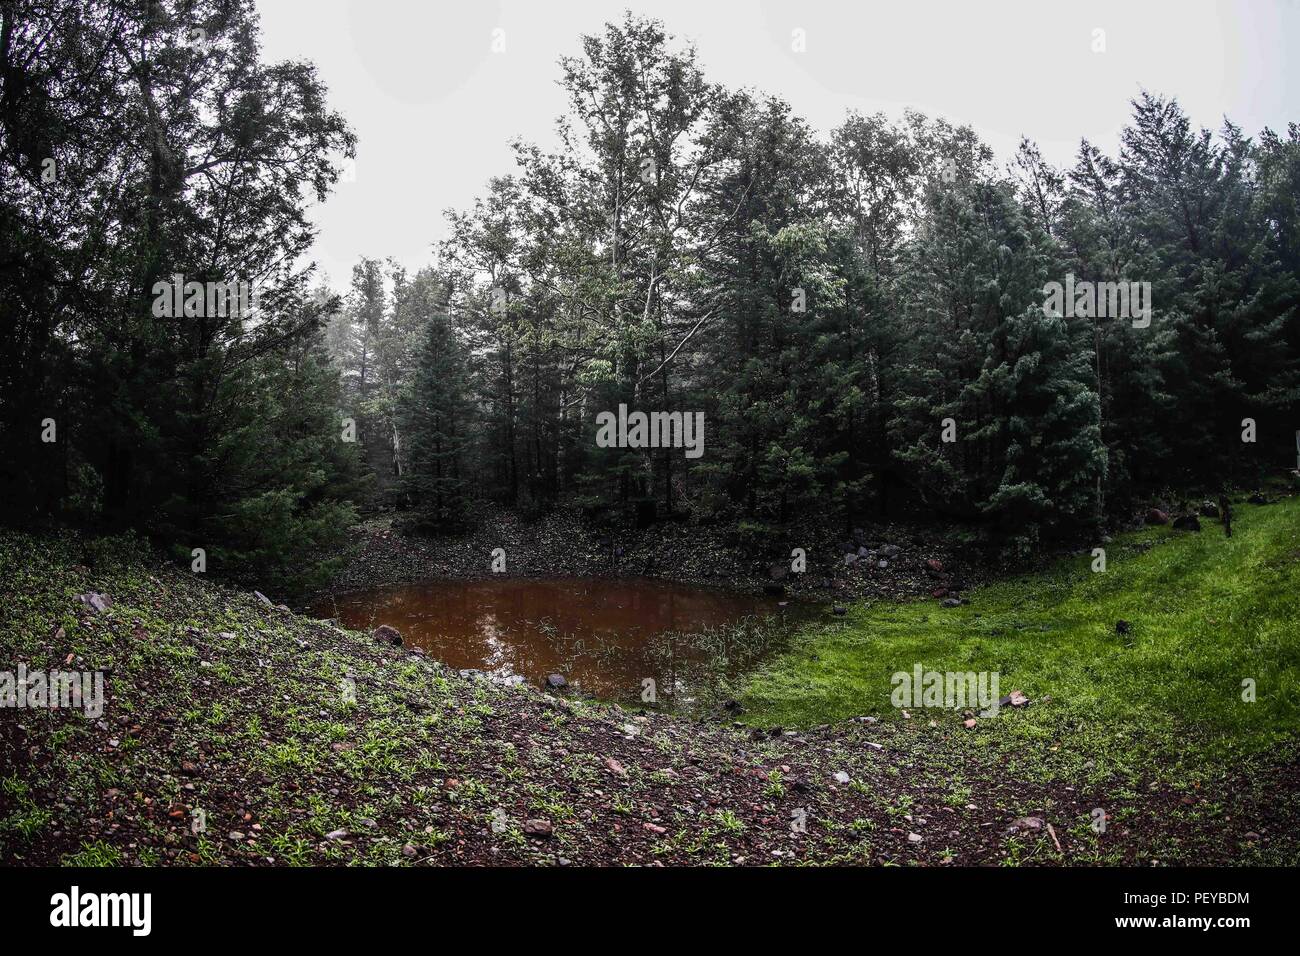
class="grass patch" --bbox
[738,498,1300,774]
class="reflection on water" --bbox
[311,577,793,704]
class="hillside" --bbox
[2,511,1298,866]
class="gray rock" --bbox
[1007,816,1044,832]
[76,592,112,614]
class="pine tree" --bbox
[401,312,475,531]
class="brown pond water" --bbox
[311,577,800,705]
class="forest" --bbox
[3,3,1299,594]
[3,0,1300,888]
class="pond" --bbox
[311,577,803,707]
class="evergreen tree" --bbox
[401,312,475,531]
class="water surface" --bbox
[312,577,794,704]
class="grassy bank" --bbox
[738,497,1300,782]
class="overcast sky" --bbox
[254,0,1300,293]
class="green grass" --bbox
[739,498,1300,774]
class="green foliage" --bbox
[4,6,1298,569]
[0,0,360,595]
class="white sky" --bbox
[255,0,1300,293]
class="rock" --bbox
[324,829,349,841]
[253,590,273,606]
[926,558,944,574]
[1171,514,1201,532]
[931,588,948,599]
[373,624,403,647]
[941,597,963,608]
[844,553,859,566]
[832,605,847,616]
[879,544,902,559]
[833,771,851,784]
[1199,500,1220,518]
[1145,508,1169,526]
[603,757,628,777]
[401,843,418,858]
[227,831,245,842]
[857,546,871,558]
[523,819,553,838]
[643,822,667,834]
[76,592,112,614]
[179,760,201,778]
[907,832,923,844]
[1115,620,1131,635]
[1007,816,1044,833]
[545,673,568,690]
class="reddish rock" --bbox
[523,819,553,838]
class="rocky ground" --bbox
[310,505,991,609]
[2,530,1296,867]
